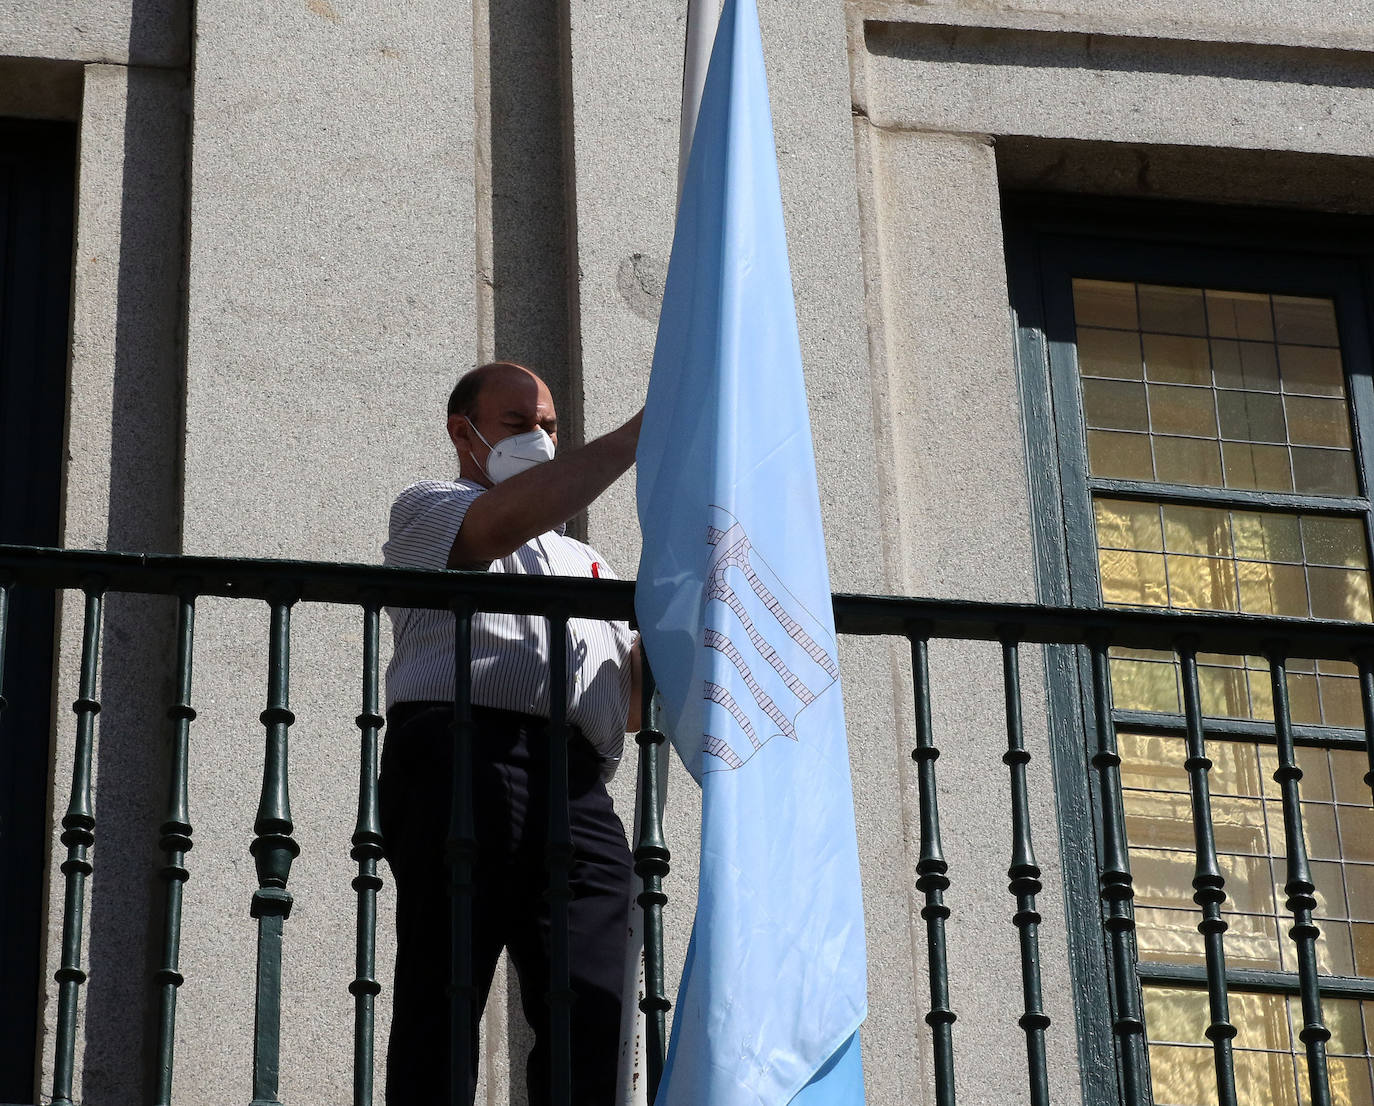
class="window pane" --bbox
[1145,334,1212,385]
[1234,512,1303,562]
[1213,339,1281,392]
[1100,550,1168,605]
[1279,345,1345,397]
[1140,284,1208,336]
[1151,384,1218,436]
[1207,289,1275,342]
[1095,498,1164,551]
[1163,505,1232,555]
[1167,554,1238,611]
[1088,430,1155,480]
[1079,327,1144,378]
[1155,436,1223,486]
[1084,378,1149,431]
[1073,278,1139,329]
[1286,395,1353,448]
[1223,441,1295,492]
[1237,561,1309,617]
[1308,566,1372,621]
[1303,517,1368,568]
[1291,447,1359,496]
[1273,294,1340,347]
[1218,391,1288,444]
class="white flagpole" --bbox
[678,0,722,203]
[616,5,722,1103]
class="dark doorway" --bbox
[0,118,76,1103]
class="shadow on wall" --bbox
[76,3,190,1104]
[487,0,577,437]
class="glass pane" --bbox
[1236,1048,1300,1106]
[1292,447,1359,496]
[1303,802,1341,860]
[1237,561,1309,618]
[1223,441,1295,492]
[1338,806,1374,864]
[1074,278,1138,329]
[1354,922,1374,975]
[1149,1042,1221,1105]
[1234,511,1303,562]
[1303,517,1368,568]
[1155,436,1223,486]
[1286,395,1353,448]
[1095,498,1164,551]
[1308,567,1373,621]
[1209,740,1264,797]
[1084,378,1149,431]
[1110,654,1181,712]
[1144,985,1208,1042]
[1297,746,1333,800]
[1100,550,1168,606]
[1079,327,1144,379]
[1347,863,1374,919]
[1212,795,1269,854]
[1141,284,1208,337]
[1213,339,1280,392]
[1088,430,1155,480]
[1218,391,1287,444]
[1279,344,1345,397]
[1166,554,1238,611]
[1200,663,1250,716]
[1207,289,1275,342]
[1273,295,1340,347]
[1326,998,1367,1055]
[1119,730,1188,791]
[1151,384,1218,437]
[1230,989,1293,1051]
[1135,906,1204,964]
[1163,505,1232,556]
[1132,848,1198,908]
[1333,750,1373,806]
[1324,1057,1374,1106]
[1223,911,1282,969]
[1290,673,1323,725]
[1145,334,1212,385]
[1221,852,1278,914]
[1126,791,1195,850]
[1319,673,1363,727]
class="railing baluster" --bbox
[633,660,671,1098]
[448,598,477,1102]
[250,597,300,1106]
[51,583,104,1106]
[546,605,573,1106]
[1357,651,1374,804]
[1088,638,1147,1106]
[1267,648,1332,1106]
[351,601,384,1106]
[153,590,197,1105]
[908,625,956,1106]
[1178,644,1238,1106]
[0,575,9,722]
[999,636,1050,1106]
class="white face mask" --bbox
[468,422,556,484]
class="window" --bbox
[1008,199,1374,1106]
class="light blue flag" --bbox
[634,0,868,1102]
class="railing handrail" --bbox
[3,542,1374,658]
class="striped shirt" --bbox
[382,479,636,772]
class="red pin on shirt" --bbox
[591,561,601,578]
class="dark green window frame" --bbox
[1005,194,1374,1106]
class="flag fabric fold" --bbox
[634,0,868,1101]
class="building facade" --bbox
[2,1,1373,1104]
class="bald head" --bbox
[446,362,558,486]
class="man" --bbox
[379,361,643,1105]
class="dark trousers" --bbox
[379,702,633,1106]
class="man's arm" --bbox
[447,410,642,567]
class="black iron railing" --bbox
[3,543,1374,1106]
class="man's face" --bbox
[447,365,558,486]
